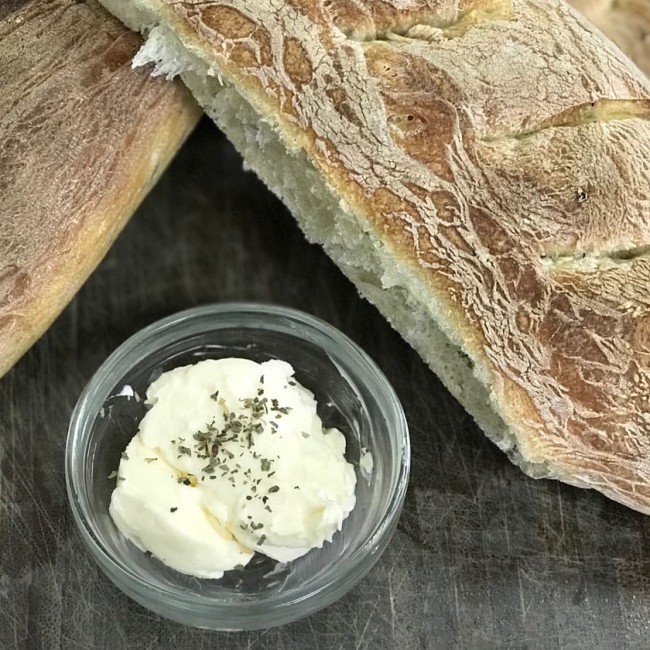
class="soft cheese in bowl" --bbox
[110,358,357,576]
[65,304,409,630]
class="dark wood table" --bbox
[2,118,650,650]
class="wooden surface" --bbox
[0,0,199,379]
[2,119,650,649]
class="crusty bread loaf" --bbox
[99,0,650,514]
[0,0,200,379]
[569,0,650,76]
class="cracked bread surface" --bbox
[99,0,650,514]
[569,0,650,77]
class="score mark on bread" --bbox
[98,0,650,513]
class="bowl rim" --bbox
[65,302,411,629]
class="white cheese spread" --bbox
[109,358,357,578]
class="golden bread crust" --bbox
[100,0,650,512]
[0,0,200,378]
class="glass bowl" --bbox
[65,303,410,630]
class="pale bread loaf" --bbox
[0,0,200,379]
[99,0,650,514]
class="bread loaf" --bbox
[99,0,650,514]
[569,0,649,76]
[0,0,200,378]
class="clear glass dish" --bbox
[65,303,410,630]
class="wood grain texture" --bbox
[0,0,201,380]
[3,120,650,649]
